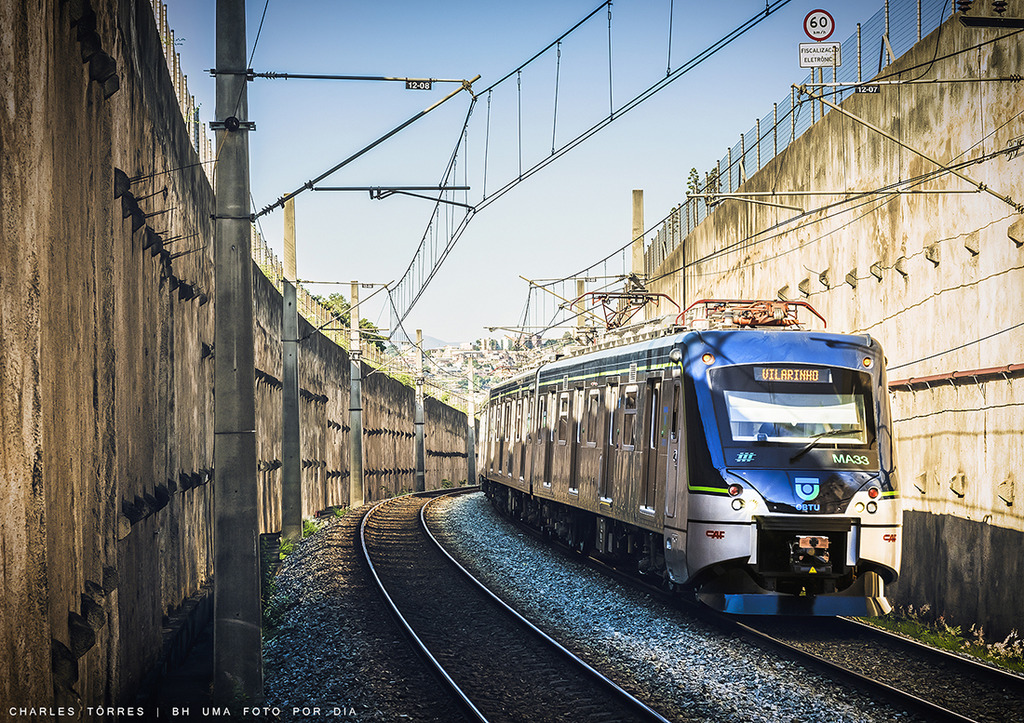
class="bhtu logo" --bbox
[795,477,820,501]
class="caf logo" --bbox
[795,477,820,501]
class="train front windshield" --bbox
[710,365,877,463]
[723,389,866,444]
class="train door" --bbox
[512,397,522,479]
[569,388,582,495]
[665,380,682,518]
[532,392,547,487]
[503,401,513,477]
[520,392,531,480]
[641,378,663,514]
[543,391,555,488]
[598,381,616,501]
[554,390,572,488]
[496,403,504,475]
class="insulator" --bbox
[992,0,1008,13]
[956,0,973,12]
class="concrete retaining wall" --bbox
[0,0,468,710]
[645,10,1023,637]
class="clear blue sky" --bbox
[167,0,898,344]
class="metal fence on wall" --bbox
[150,1,214,182]
[645,0,954,279]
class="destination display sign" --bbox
[754,367,832,384]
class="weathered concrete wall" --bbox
[646,10,1023,636]
[1,0,218,709]
[253,269,470,529]
[0,0,469,711]
[425,395,473,487]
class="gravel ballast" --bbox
[262,505,468,722]
[426,491,917,723]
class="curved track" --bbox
[360,490,672,723]
[482,494,1024,723]
[732,616,1024,723]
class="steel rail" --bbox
[485,491,1016,722]
[359,492,488,723]
[719,616,982,723]
[837,616,1024,690]
[421,492,674,723]
[362,488,672,723]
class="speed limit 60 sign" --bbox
[804,9,835,41]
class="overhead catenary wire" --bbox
[607,2,614,117]
[666,0,674,76]
[888,317,1024,372]
[472,0,794,215]
[386,0,794,331]
[517,70,523,179]
[254,76,479,219]
[551,42,561,155]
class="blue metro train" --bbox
[480,300,901,615]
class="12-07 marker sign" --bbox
[804,9,835,41]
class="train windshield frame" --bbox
[708,364,878,466]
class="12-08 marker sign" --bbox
[804,9,835,41]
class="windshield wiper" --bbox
[789,428,863,463]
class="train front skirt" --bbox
[696,569,891,616]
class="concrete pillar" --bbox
[414,329,426,492]
[349,281,364,507]
[281,198,301,542]
[213,0,263,703]
[631,189,644,277]
[467,358,476,485]
[576,278,586,331]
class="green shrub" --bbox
[863,604,1024,673]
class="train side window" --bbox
[537,394,548,443]
[557,392,570,445]
[577,392,586,444]
[649,384,660,450]
[621,385,638,450]
[525,393,533,444]
[607,381,618,447]
[549,392,558,442]
[585,390,601,446]
[670,382,680,442]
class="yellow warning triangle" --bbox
[809,567,817,574]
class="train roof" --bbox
[485,300,877,398]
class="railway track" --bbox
[731,615,1024,723]
[359,489,672,723]
[469,492,1024,723]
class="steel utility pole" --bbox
[213,0,262,703]
[349,281,364,507]
[414,329,426,492]
[281,198,302,542]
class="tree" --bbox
[686,167,701,197]
[315,293,387,353]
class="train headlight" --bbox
[867,487,880,499]
[728,483,743,497]
[731,498,745,511]
[855,502,865,513]
[862,357,873,368]
[702,352,715,365]
[866,501,878,514]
